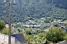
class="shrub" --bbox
[64,33,67,41]
[25,28,32,35]
[2,28,11,35]
[46,27,65,43]
[0,20,5,31]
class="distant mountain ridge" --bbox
[53,0,67,9]
[0,0,67,23]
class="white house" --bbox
[0,33,15,44]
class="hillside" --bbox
[0,0,67,23]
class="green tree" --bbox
[46,27,65,43]
[0,20,5,31]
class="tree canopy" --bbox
[0,20,5,31]
[46,27,65,43]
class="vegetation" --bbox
[23,27,67,44]
[0,20,5,31]
[0,0,67,22]
[46,27,65,43]
[64,33,67,41]
[23,28,46,44]
[26,33,46,44]
[0,20,10,35]
[1,27,11,35]
[0,0,67,44]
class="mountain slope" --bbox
[0,0,67,22]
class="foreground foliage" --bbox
[23,27,67,44]
[0,20,5,31]
[46,27,65,43]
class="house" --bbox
[0,33,15,44]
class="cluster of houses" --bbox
[11,20,67,31]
